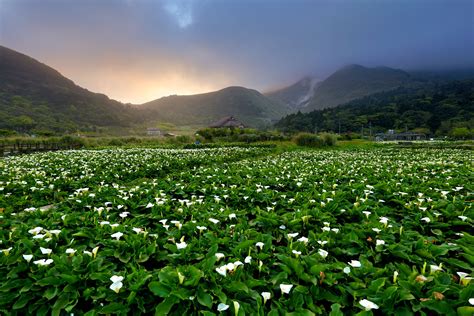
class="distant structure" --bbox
[146,127,161,136]
[209,116,245,128]
[375,130,426,141]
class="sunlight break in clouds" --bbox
[164,0,194,29]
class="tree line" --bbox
[275,79,474,138]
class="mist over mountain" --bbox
[265,77,320,110]
[305,64,411,111]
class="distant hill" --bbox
[0,46,289,132]
[275,79,474,135]
[2,45,473,134]
[304,64,411,111]
[138,86,290,128]
[0,45,137,133]
[265,77,320,110]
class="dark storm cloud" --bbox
[0,0,472,102]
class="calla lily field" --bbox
[0,146,473,315]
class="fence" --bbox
[0,141,82,157]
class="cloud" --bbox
[1,0,472,103]
[164,0,194,29]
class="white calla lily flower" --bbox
[359,299,379,310]
[261,292,271,304]
[217,303,229,311]
[23,254,33,262]
[280,283,293,294]
[40,247,52,255]
[348,260,361,268]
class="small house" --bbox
[209,116,245,128]
[146,128,161,136]
[375,131,426,141]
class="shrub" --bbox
[450,127,471,140]
[107,138,125,146]
[320,133,337,146]
[293,133,324,147]
[237,134,260,143]
[60,135,86,147]
[176,135,192,143]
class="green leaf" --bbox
[44,287,59,300]
[180,266,203,287]
[286,309,316,316]
[100,302,128,314]
[155,296,179,315]
[329,303,343,316]
[72,230,93,238]
[197,287,213,308]
[37,276,64,286]
[52,293,71,316]
[420,300,455,314]
[148,281,171,297]
[457,306,474,316]
[12,294,33,309]
[368,278,386,293]
[60,273,79,284]
[159,266,179,286]
[225,281,249,294]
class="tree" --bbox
[450,127,471,139]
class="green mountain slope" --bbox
[275,79,474,135]
[0,45,137,133]
[0,46,289,132]
[305,64,411,111]
[138,86,290,127]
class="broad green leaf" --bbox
[148,281,171,297]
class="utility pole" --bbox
[369,122,372,138]
[338,120,341,135]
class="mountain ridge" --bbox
[1,45,473,134]
[305,64,411,111]
[0,46,289,131]
[138,85,290,127]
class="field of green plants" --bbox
[0,147,473,315]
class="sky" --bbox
[0,0,473,103]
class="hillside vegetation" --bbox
[0,46,138,134]
[275,80,474,136]
[305,64,411,111]
[138,86,290,128]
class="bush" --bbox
[176,135,192,143]
[237,134,260,143]
[107,138,125,146]
[0,129,17,137]
[320,133,337,146]
[450,127,471,140]
[60,135,86,147]
[293,133,324,147]
[293,133,337,147]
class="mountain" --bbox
[0,45,137,133]
[0,45,289,132]
[265,77,320,110]
[304,64,411,111]
[275,79,474,135]
[138,86,290,128]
